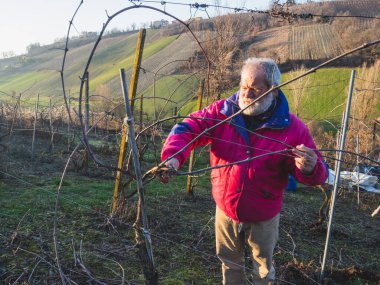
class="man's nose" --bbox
[246,89,256,98]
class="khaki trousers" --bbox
[215,207,280,285]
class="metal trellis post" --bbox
[120,68,157,284]
[320,70,356,281]
[186,79,205,195]
[112,28,146,215]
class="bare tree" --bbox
[202,13,253,100]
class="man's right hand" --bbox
[159,158,179,184]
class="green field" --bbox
[283,68,352,123]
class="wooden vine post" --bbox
[85,71,90,133]
[112,29,146,215]
[83,71,90,175]
[0,103,2,126]
[120,68,157,284]
[9,93,22,137]
[67,89,71,151]
[373,117,380,151]
[185,79,205,195]
[49,98,54,151]
[139,94,143,153]
[31,93,40,159]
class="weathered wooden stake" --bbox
[129,29,146,112]
[173,106,178,124]
[31,93,40,159]
[67,89,71,150]
[19,106,23,128]
[92,112,97,135]
[9,93,22,137]
[105,118,109,139]
[39,110,43,129]
[59,105,64,132]
[120,68,157,284]
[85,72,90,133]
[83,72,90,175]
[138,94,143,153]
[112,28,146,215]
[49,98,54,151]
[373,118,380,152]
[186,79,205,195]
[0,103,3,126]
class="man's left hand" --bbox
[158,158,179,184]
[293,144,317,175]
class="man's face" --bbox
[238,67,275,116]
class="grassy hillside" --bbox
[0,29,175,100]
[283,68,352,123]
[0,70,57,99]
[138,74,200,119]
[89,35,177,89]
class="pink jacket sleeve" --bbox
[286,119,328,185]
[161,102,222,167]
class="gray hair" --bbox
[240,58,281,87]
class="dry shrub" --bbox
[345,60,380,167]
[331,12,380,61]
[287,65,311,118]
[202,13,253,100]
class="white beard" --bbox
[238,92,274,116]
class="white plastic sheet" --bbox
[325,169,380,194]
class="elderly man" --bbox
[160,58,328,285]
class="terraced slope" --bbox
[289,24,344,60]
[289,0,380,16]
[248,26,290,63]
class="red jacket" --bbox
[161,91,328,223]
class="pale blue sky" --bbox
[0,0,274,58]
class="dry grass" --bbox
[346,60,380,168]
